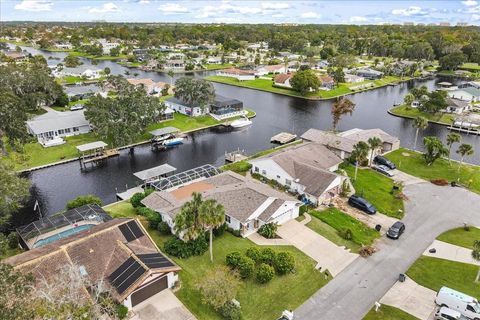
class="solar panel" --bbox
[118,223,135,242]
[138,253,175,269]
[108,257,146,294]
[127,221,144,239]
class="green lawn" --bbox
[343,165,404,218]
[437,227,480,250]
[0,248,23,261]
[309,208,380,248]
[117,61,143,67]
[407,256,480,298]
[104,201,330,320]
[460,63,480,71]
[389,105,455,125]
[364,304,419,320]
[68,51,127,60]
[204,63,233,70]
[385,148,480,194]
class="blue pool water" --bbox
[33,224,95,248]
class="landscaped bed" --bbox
[437,227,480,249]
[363,304,419,320]
[389,104,454,126]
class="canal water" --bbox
[10,46,480,227]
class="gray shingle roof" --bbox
[26,110,90,134]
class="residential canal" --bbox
[10,46,480,227]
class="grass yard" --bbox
[364,304,419,320]
[389,105,455,125]
[437,227,480,250]
[407,256,480,298]
[0,247,24,261]
[343,165,404,218]
[309,208,380,248]
[386,148,480,194]
[460,63,480,71]
[68,51,127,60]
[204,63,233,70]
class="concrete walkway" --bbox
[276,219,358,277]
[247,232,291,246]
[424,240,480,266]
[300,213,312,225]
[380,277,436,320]
[131,289,196,320]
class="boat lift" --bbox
[150,127,180,150]
[133,164,177,186]
[76,141,119,170]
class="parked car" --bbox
[70,104,84,111]
[435,287,480,320]
[386,221,405,239]
[374,155,396,170]
[434,307,467,320]
[373,164,394,177]
[348,195,376,214]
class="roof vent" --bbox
[79,265,88,277]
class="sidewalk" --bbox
[247,232,290,246]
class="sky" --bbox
[1,0,480,25]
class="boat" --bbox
[162,137,184,146]
[230,116,252,128]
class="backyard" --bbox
[389,105,455,125]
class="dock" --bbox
[133,164,177,185]
[77,141,119,170]
[270,132,297,144]
[225,149,248,163]
[150,127,180,150]
[116,186,144,201]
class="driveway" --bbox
[131,289,196,320]
[294,182,480,320]
[276,220,358,277]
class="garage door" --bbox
[131,275,168,307]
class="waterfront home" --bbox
[97,39,120,55]
[345,74,365,84]
[164,94,244,119]
[54,43,73,50]
[318,75,335,90]
[127,78,173,96]
[5,217,180,310]
[81,68,102,79]
[216,67,256,81]
[206,56,222,64]
[448,87,480,102]
[311,59,329,70]
[274,73,294,88]
[27,110,91,147]
[142,170,301,237]
[249,143,346,206]
[64,84,107,100]
[162,59,185,70]
[445,98,472,114]
[356,68,384,80]
[301,128,400,163]
[255,64,287,76]
[3,50,29,62]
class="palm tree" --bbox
[351,141,370,181]
[446,132,461,165]
[403,93,414,107]
[367,137,382,166]
[167,69,174,86]
[456,143,474,172]
[331,98,356,132]
[199,199,225,262]
[472,240,480,283]
[412,116,428,151]
[174,192,204,241]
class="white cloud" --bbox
[89,2,120,13]
[350,16,368,23]
[472,13,480,20]
[138,0,150,4]
[462,0,478,7]
[14,0,53,12]
[391,6,428,16]
[261,2,290,10]
[272,14,285,18]
[196,3,267,18]
[300,12,320,18]
[158,3,189,14]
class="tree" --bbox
[410,86,429,100]
[331,68,345,84]
[331,98,356,131]
[423,136,448,166]
[446,132,461,165]
[174,77,215,111]
[0,89,29,153]
[63,55,81,68]
[412,116,428,151]
[66,195,102,210]
[109,46,120,57]
[198,199,225,262]
[196,266,240,311]
[0,263,34,320]
[174,192,205,241]
[421,90,447,114]
[367,137,382,166]
[439,52,466,71]
[351,141,370,180]
[403,93,415,107]
[472,240,480,283]
[290,69,320,95]
[0,161,30,225]
[456,143,474,170]
[167,69,174,86]
[103,67,111,75]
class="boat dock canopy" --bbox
[134,164,177,182]
[76,141,108,152]
[150,127,180,137]
[271,132,297,144]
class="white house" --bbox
[255,64,287,76]
[216,67,256,81]
[445,98,471,114]
[206,56,222,64]
[81,69,102,79]
[345,74,365,84]
[98,39,120,55]
[164,96,208,117]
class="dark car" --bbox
[348,195,376,214]
[387,221,405,239]
[374,155,396,170]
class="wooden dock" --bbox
[270,132,297,144]
[225,149,248,163]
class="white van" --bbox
[435,307,468,320]
[435,287,480,320]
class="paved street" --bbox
[295,182,480,320]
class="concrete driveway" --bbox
[131,289,196,320]
[294,182,480,320]
[276,220,358,277]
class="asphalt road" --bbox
[295,182,480,320]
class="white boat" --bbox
[162,137,184,146]
[230,116,252,128]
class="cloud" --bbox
[272,14,285,18]
[350,16,368,23]
[14,0,53,12]
[138,0,150,4]
[462,0,478,6]
[391,6,428,16]
[300,12,320,18]
[158,3,189,14]
[89,2,120,13]
[261,2,290,10]
[473,13,480,20]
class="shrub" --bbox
[219,301,242,320]
[255,263,275,284]
[359,245,376,257]
[273,251,295,275]
[226,227,241,237]
[245,247,261,263]
[258,223,278,239]
[7,232,19,249]
[338,228,353,241]
[140,208,161,229]
[157,221,171,235]
[299,204,309,216]
[340,180,351,197]
[116,304,128,319]
[65,195,102,210]
[130,192,146,208]
[237,256,255,279]
[260,248,277,266]
[164,236,208,258]
[226,251,243,268]
[213,223,227,237]
[136,206,155,216]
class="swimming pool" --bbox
[33,224,95,248]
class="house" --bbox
[255,64,287,76]
[206,56,222,64]
[142,171,302,237]
[356,68,384,80]
[249,143,346,206]
[97,39,120,55]
[64,84,107,100]
[3,50,29,62]
[5,218,180,310]
[448,87,480,102]
[54,43,73,50]
[345,74,365,84]
[318,75,335,90]
[165,94,244,118]
[311,60,329,70]
[127,78,174,96]
[163,59,185,70]
[274,73,294,88]
[216,67,256,81]
[301,128,400,163]
[27,110,91,146]
[445,98,471,114]
[81,69,102,79]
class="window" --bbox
[58,129,64,134]
[285,179,292,186]
[467,305,475,312]
[65,128,71,133]
[225,215,231,223]
[73,127,79,132]
[262,170,266,175]
[276,175,281,179]
[254,166,259,172]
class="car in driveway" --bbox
[348,195,376,214]
[386,221,405,239]
[70,104,84,111]
[373,164,394,177]
[374,155,396,170]
[434,307,467,320]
